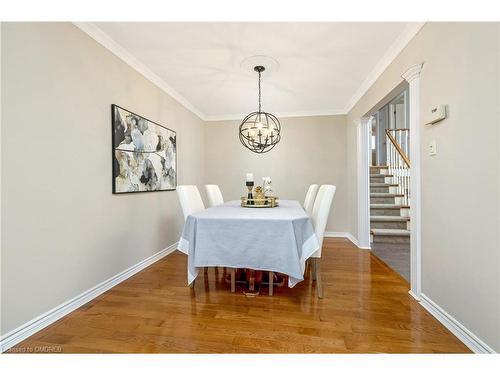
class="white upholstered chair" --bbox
[303,184,319,216]
[177,185,235,291]
[177,185,210,286]
[309,184,336,298]
[204,184,234,290]
[177,185,205,220]
[205,184,224,207]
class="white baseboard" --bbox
[408,290,421,301]
[419,293,496,353]
[324,231,370,249]
[0,242,178,352]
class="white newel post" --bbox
[357,117,371,249]
[402,63,423,300]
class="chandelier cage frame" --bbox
[239,66,281,154]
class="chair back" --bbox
[205,184,224,207]
[310,185,336,258]
[177,185,205,221]
[303,184,319,216]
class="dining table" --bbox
[177,199,320,291]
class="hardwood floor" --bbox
[9,238,470,353]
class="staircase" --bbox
[370,165,410,242]
[370,165,410,280]
[370,128,411,280]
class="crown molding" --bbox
[204,109,346,122]
[343,22,425,114]
[73,22,207,121]
[74,22,425,122]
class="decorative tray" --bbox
[241,196,279,208]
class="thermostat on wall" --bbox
[426,105,447,125]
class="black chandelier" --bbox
[239,66,281,153]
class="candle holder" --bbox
[246,181,254,205]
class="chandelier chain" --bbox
[258,70,262,113]
[239,65,281,153]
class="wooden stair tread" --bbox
[370,216,410,222]
[371,204,410,209]
[371,228,410,236]
[370,183,399,187]
[370,193,404,197]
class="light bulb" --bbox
[256,122,265,130]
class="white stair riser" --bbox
[401,208,410,217]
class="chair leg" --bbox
[315,259,323,299]
[269,271,274,296]
[204,267,208,274]
[190,279,195,288]
[230,268,236,292]
[311,258,317,281]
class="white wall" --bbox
[204,115,349,233]
[0,23,205,335]
[346,22,500,352]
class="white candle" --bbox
[246,173,254,182]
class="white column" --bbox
[402,63,423,300]
[357,117,371,249]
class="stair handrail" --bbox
[385,128,411,206]
[385,129,411,167]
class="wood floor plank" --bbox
[8,238,470,353]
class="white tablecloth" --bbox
[177,200,320,287]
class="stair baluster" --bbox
[385,129,411,206]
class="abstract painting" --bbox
[112,104,177,193]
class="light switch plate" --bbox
[429,140,437,156]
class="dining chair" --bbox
[309,184,336,299]
[176,185,211,286]
[177,185,205,220]
[177,185,235,291]
[303,184,319,216]
[205,184,224,207]
[204,184,234,290]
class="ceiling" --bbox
[88,22,423,120]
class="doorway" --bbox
[357,63,423,299]
[369,88,410,282]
